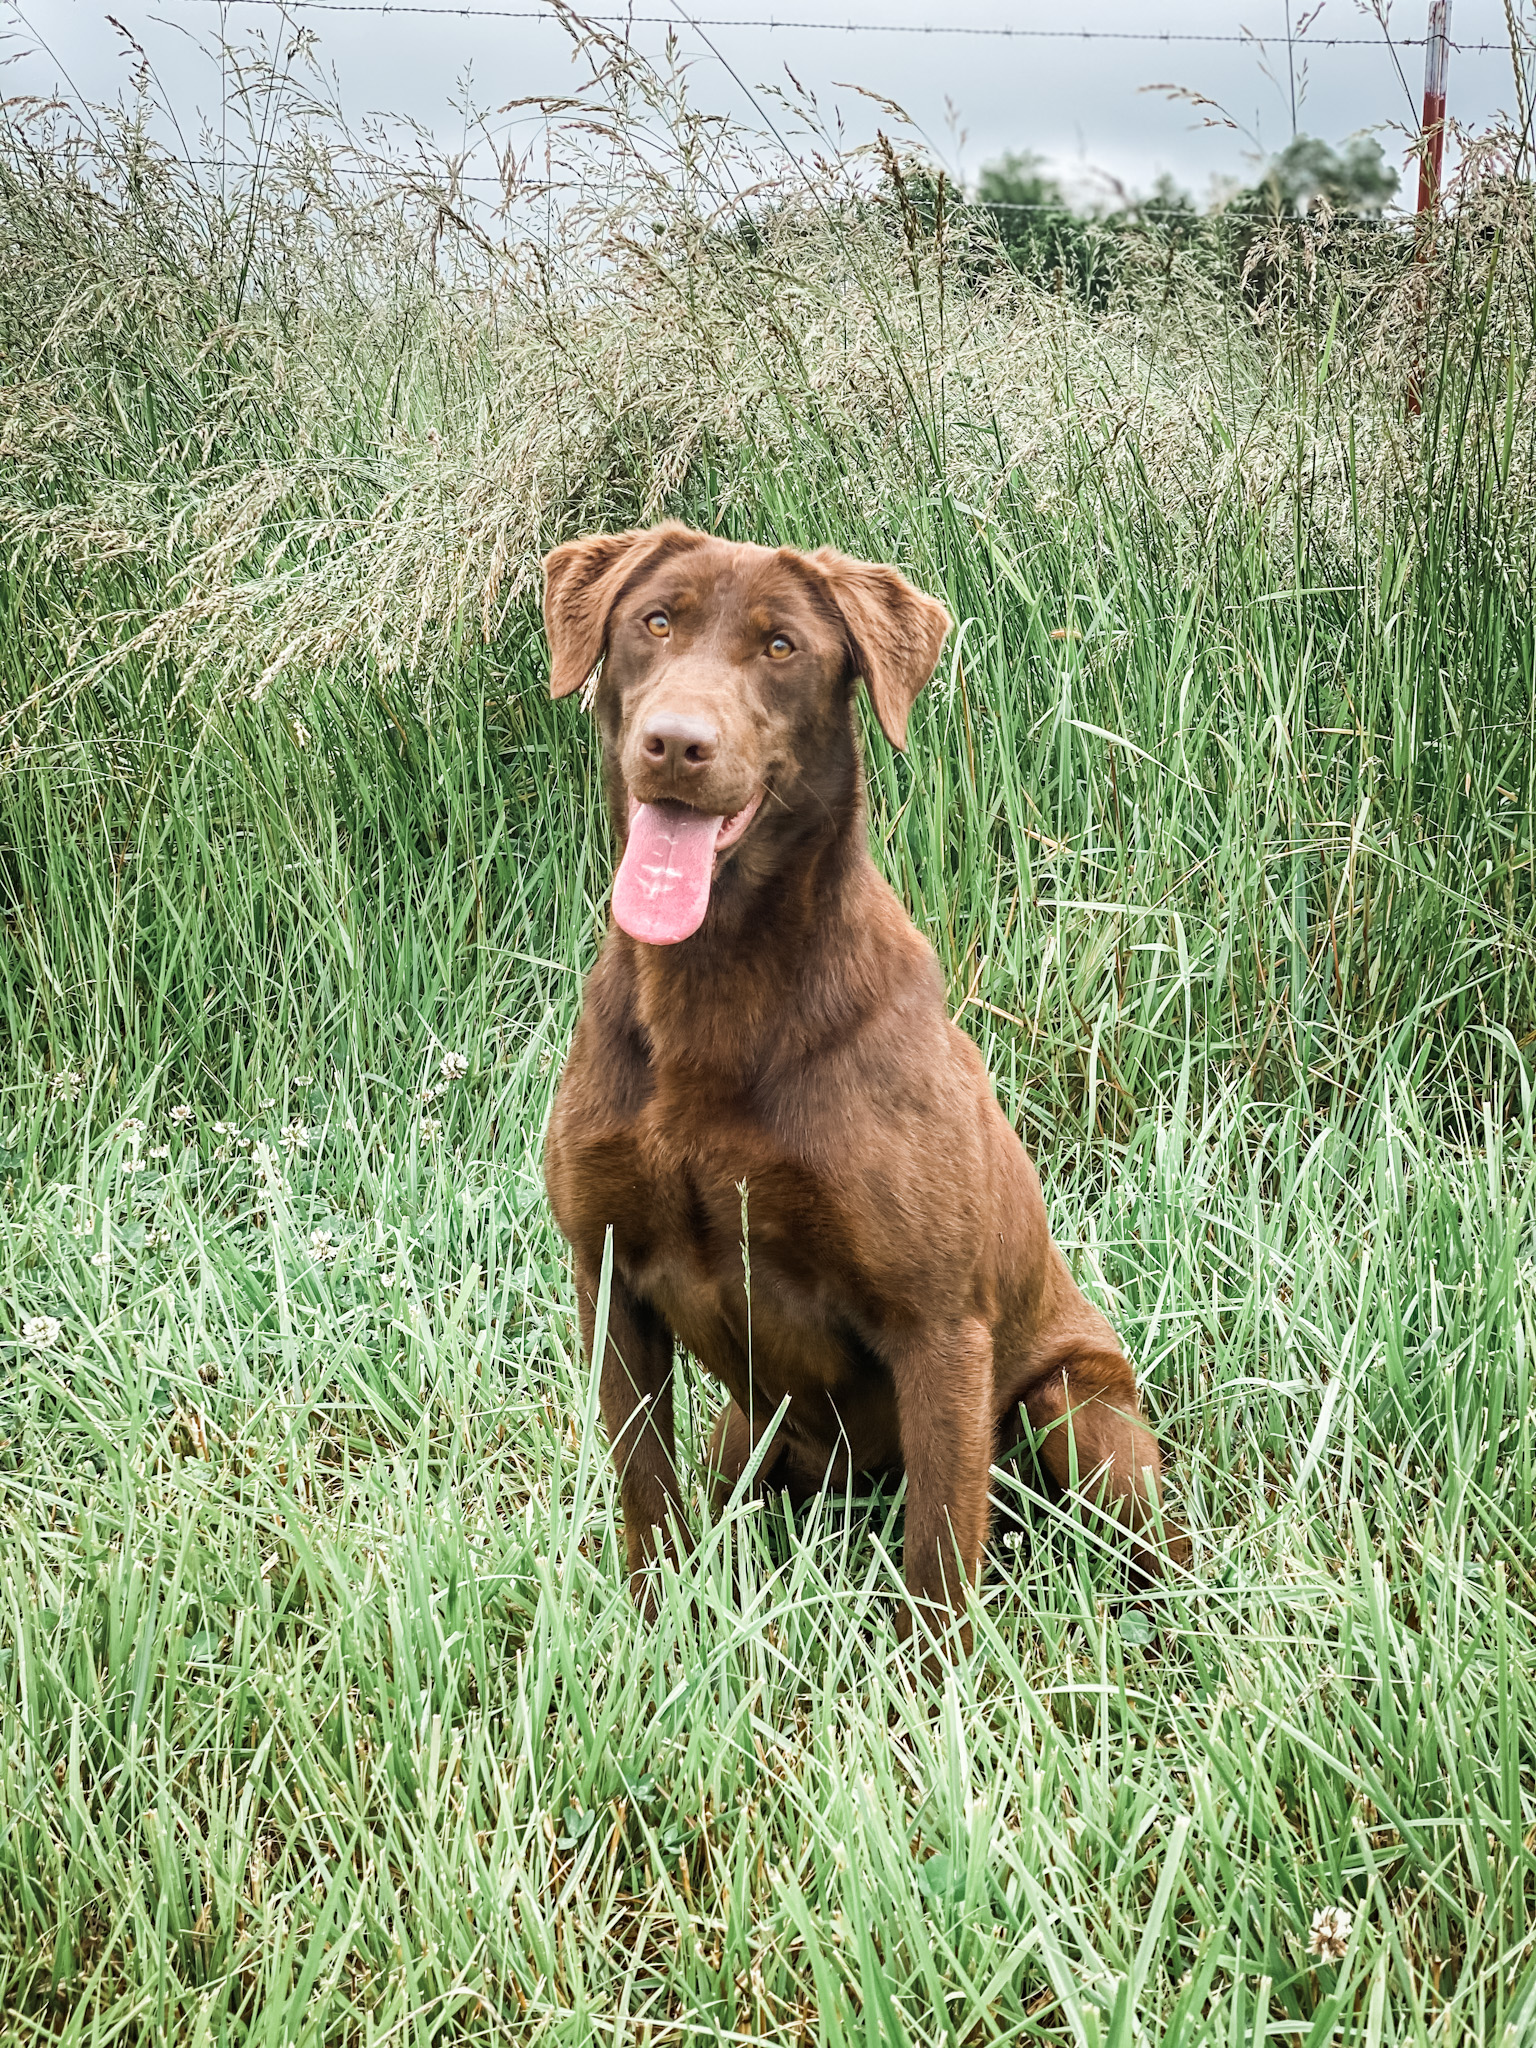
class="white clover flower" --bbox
[147,1145,170,1161]
[292,721,311,751]
[259,1096,276,1111]
[119,1158,147,1175]
[438,1051,469,1083]
[309,1229,339,1265]
[90,1250,110,1269]
[294,1073,313,1087]
[21,1315,62,1349]
[281,1122,308,1156]
[121,1117,146,1137]
[1306,1905,1353,1963]
[49,1071,83,1102]
[419,1115,443,1142]
[250,1142,287,1193]
[212,1120,241,1137]
[146,1228,172,1251]
[169,1104,194,1124]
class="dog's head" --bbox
[542,523,951,944]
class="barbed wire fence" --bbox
[5,0,1529,253]
[83,0,1514,47]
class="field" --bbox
[2,38,1536,2044]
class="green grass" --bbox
[3,50,1536,2044]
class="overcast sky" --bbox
[7,0,1527,207]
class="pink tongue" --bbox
[612,801,725,944]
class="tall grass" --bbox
[1,24,1534,2043]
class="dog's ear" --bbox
[542,524,703,702]
[811,549,952,751]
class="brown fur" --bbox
[543,522,1183,1654]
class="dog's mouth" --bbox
[613,791,763,946]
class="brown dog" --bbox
[543,522,1179,1651]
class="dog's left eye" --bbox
[645,611,671,639]
[767,634,794,660]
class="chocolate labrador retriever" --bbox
[543,522,1180,1651]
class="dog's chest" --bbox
[630,1097,840,1290]
[554,1069,871,1395]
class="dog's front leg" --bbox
[575,1254,688,1613]
[889,1317,994,1660]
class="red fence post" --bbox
[1408,0,1452,415]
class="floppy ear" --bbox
[811,548,952,751]
[541,523,702,702]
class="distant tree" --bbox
[975,150,1065,229]
[974,151,1118,307]
[906,136,1398,315]
[1219,134,1401,308]
[1128,170,1201,232]
[1250,134,1399,218]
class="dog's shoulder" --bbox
[551,933,651,1120]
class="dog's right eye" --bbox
[645,611,671,639]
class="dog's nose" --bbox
[640,713,717,774]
